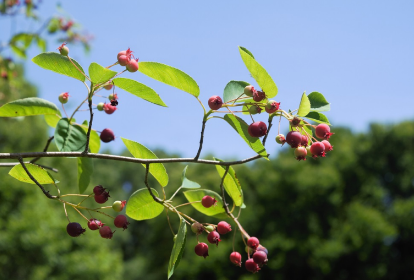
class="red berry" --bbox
[201,195,217,208]
[103,103,117,114]
[66,222,86,237]
[207,231,221,246]
[244,85,256,97]
[195,243,209,258]
[87,219,104,230]
[275,134,286,145]
[257,244,268,255]
[286,131,302,148]
[310,142,326,158]
[294,146,307,161]
[217,221,232,235]
[114,214,129,230]
[58,92,69,104]
[252,90,266,102]
[301,135,309,147]
[265,100,280,114]
[315,124,334,140]
[191,222,204,235]
[58,43,69,56]
[248,122,267,138]
[208,95,223,110]
[117,48,133,60]
[126,59,139,72]
[321,140,333,152]
[99,226,114,239]
[94,191,110,204]
[230,252,242,267]
[247,237,260,250]
[252,251,268,266]
[93,185,105,195]
[245,258,260,273]
[100,128,115,143]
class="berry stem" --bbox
[106,61,119,68]
[71,206,89,222]
[165,209,176,236]
[196,97,207,115]
[174,201,201,208]
[61,103,68,118]
[63,203,70,223]
[69,96,89,123]
[59,194,91,197]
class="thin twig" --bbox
[83,99,94,154]
[144,163,162,203]
[262,117,273,146]
[30,136,54,163]
[194,120,206,160]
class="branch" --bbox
[144,163,162,203]
[83,99,94,154]
[17,157,57,199]
[262,117,273,146]
[194,120,206,160]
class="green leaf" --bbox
[11,45,27,59]
[213,159,243,206]
[168,218,187,279]
[183,189,227,218]
[35,36,47,52]
[32,52,86,82]
[0,97,60,117]
[9,163,55,185]
[223,114,268,159]
[180,166,200,189]
[138,62,200,97]
[80,123,101,153]
[54,118,87,152]
[10,33,34,49]
[44,111,62,128]
[112,77,167,107]
[223,81,250,103]
[77,157,93,194]
[239,46,278,98]
[122,138,169,187]
[88,62,117,84]
[308,91,331,112]
[305,112,331,125]
[126,188,164,220]
[297,92,311,117]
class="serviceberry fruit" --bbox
[58,43,69,56]
[191,222,204,235]
[201,195,217,208]
[97,102,104,111]
[118,55,129,66]
[248,105,262,115]
[275,134,286,145]
[99,226,114,239]
[310,142,326,158]
[247,237,260,250]
[315,123,334,140]
[66,222,86,237]
[230,252,242,267]
[108,93,118,101]
[248,122,267,138]
[265,100,280,114]
[114,214,129,230]
[252,90,266,102]
[94,190,110,204]
[103,103,117,114]
[217,221,232,235]
[58,92,69,104]
[257,244,268,255]
[301,135,309,147]
[100,128,115,143]
[291,116,301,127]
[87,219,104,230]
[321,140,333,152]
[245,259,260,273]
[195,243,209,258]
[93,185,105,195]
[208,95,223,110]
[126,59,139,72]
[286,131,302,148]
[207,230,221,246]
[294,146,307,161]
[104,83,113,90]
[252,251,268,266]
[112,200,127,212]
[244,85,256,97]
[204,225,215,232]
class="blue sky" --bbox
[2,1,414,159]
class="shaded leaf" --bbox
[138,62,200,97]
[180,166,200,189]
[113,77,167,107]
[0,97,59,117]
[9,163,55,185]
[305,112,331,125]
[122,138,168,187]
[297,92,311,117]
[223,80,250,103]
[88,62,117,84]
[183,189,227,218]
[308,91,331,112]
[214,158,243,206]
[54,118,87,152]
[126,188,164,220]
[168,218,187,279]
[77,157,93,194]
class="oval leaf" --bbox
[223,114,268,159]
[239,46,278,98]
[44,113,62,128]
[297,92,311,117]
[168,218,187,279]
[308,91,331,112]
[0,97,59,117]
[126,188,164,221]
[77,157,93,194]
[88,62,117,84]
[54,118,87,152]
[180,166,200,189]
[138,62,200,97]
[32,52,86,82]
[183,189,226,218]
[214,158,243,206]
[122,138,169,187]
[112,77,167,107]
[305,112,331,125]
[223,80,250,103]
[9,163,55,185]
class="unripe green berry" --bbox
[248,105,261,115]
[275,134,286,145]
[112,200,126,212]
[204,225,215,232]
[58,43,69,56]
[244,85,256,97]
[58,92,69,104]
[191,222,204,235]
[97,102,104,111]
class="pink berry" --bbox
[87,219,104,230]
[208,95,223,110]
[112,200,126,212]
[117,50,127,60]
[275,134,286,145]
[310,142,326,158]
[58,43,69,56]
[247,237,260,250]
[294,146,307,161]
[103,103,117,114]
[207,231,221,246]
[58,92,69,104]
[201,195,217,208]
[252,90,266,102]
[99,226,114,239]
[230,252,242,267]
[248,122,267,138]
[245,258,260,273]
[66,222,86,237]
[117,48,133,60]
[244,85,256,97]
[126,59,139,72]
[93,185,105,195]
[301,135,309,147]
[252,251,268,266]
[217,221,232,235]
[286,131,302,148]
[315,124,334,140]
[195,243,209,258]
[100,128,115,143]
[114,214,129,230]
[265,100,280,114]
[321,140,333,152]
[104,83,113,90]
[118,55,129,66]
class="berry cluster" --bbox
[117,48,139,72]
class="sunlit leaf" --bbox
[308,91,331,112]
[9,163,55,185]
[305,112,331,125]
[0,97,59,117]
[297,92,311,117]
[88,62,117,84]
[180,166,200,189]
[223,80,250,103]
[214,158,243,206]
[126,188,164,220]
